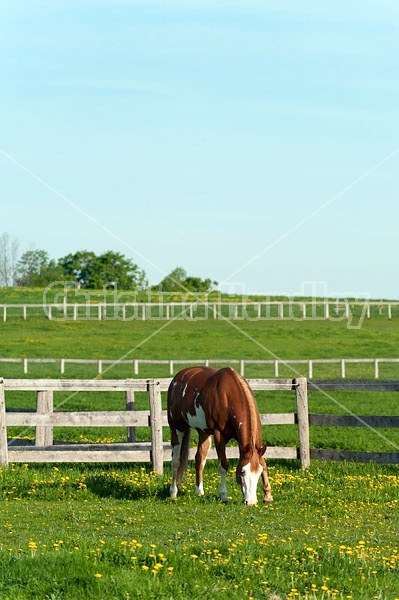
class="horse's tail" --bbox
[177,429,191,485]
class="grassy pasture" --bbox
[0,290,398,598]
[0,461,398,600]
[1,315,399,362]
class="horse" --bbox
[167,366,273,505]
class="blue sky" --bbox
[1,1,398,298]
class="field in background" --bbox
[1,312,399,363]
[3,286,397,304]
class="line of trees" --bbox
[0,233,217,292]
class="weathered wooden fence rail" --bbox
[1,300,398,321]
[307,380,399,463]
[0,378,398,472]
[1,356,399,379]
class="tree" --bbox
[58,251,98,288]
[16,250,62,287]
[157,267,217,293]
[183,275,217,293]
[158,267,189,292]
[0,232,19,286]
[58,250,148,290]
[86,251,148,290]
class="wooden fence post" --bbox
[126,383,136,443]
[0,378,8,466]
[294,377,310,469]
[36,390,54,446]
[148,379,164,475]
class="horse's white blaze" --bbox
[182,383,188,397]
[241,462,262,505]
[186,404,207,431]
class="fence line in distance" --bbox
[1,356,399,379]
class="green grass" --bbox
[1,317,399,362]
[0,461,398,600]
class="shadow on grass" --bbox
[84,459,304,502]
[85,472,171,501]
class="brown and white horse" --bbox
[167,366,273,505]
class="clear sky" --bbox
[1,1,398,298]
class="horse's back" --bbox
[168,366,257,433]
[205,367,254,402]
[171,366,217,386]
[168,367,217,404]
[168,366,252,410]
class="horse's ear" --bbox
[259,445,267,457]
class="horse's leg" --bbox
[260,457,273,503]
[195,432,212,496]
[214,431,229,503]
[170,429,184,498]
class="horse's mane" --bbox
[226,368,260,451]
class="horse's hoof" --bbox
[263,495,273,503]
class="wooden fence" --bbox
[0,378,398,473]
[0,377,308,472]
[1,300,398,321]
[1,356,399,379]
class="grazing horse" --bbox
[167,366,273,505]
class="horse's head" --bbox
[236,444,267,505]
